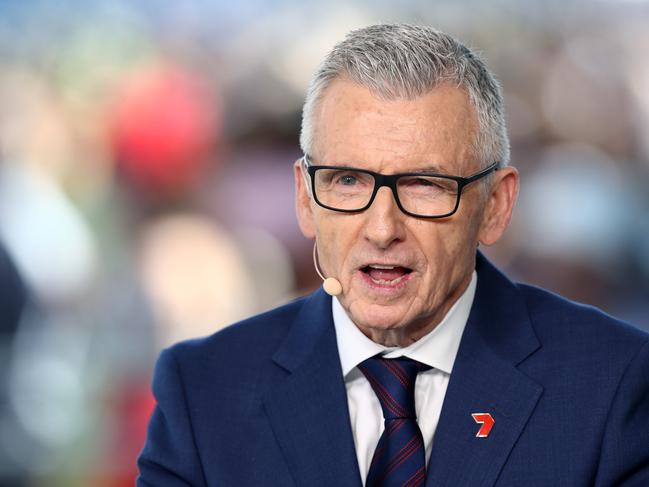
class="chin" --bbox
[352,302,411,331]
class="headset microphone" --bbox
[312,243,343,296]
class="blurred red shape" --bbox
[110,63,220,195]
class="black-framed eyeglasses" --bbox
[302,154,499,219]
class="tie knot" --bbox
[357,356,431,420]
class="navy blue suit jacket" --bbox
[137,254,649,486]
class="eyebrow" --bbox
[408,164,449,174]
[308,157,451,175]
[320,162,450,175]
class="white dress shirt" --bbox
[332,272,477,483]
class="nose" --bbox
[362,186,406,249]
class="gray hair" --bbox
[299,24,510,169]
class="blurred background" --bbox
[0,0,648,485]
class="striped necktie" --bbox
[357,356,431,487]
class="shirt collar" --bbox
[333,271,477,377]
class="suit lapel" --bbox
[263,290,362,487]
[426,254,543,487]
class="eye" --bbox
[411,178,435,187]
[337,174,358,186]
[403,177,443,189]
[400,176,455,193]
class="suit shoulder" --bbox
[167,294,309,365]
[517,282,649,350]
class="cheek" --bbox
[314,214,359,275]
[411,218,477,282]
[411,219,456,260]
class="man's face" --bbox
[295,79,517,346]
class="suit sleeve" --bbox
[137,347,208,487]
[594,339,649,487]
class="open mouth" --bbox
[360,264,413,286]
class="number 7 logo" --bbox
[471,413,495,438]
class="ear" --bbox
[477,166,519,246]
[294,158,316,239]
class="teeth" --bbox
[370,275,407,285]
[369,264,396,269]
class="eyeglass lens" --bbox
[313,168,459,217]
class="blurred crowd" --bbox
[0,1,648,485]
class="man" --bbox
[137,24,649,486]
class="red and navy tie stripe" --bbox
[358,356,431,487]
